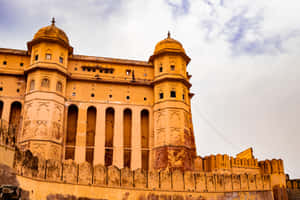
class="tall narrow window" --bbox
[56,81,63,92]
[105,107,115,166]
[59,57,64,64]
[65,105,78,160]
[141,109,149,170]
[123,109,132,168]
[159,66,163,72]
[35,55,39,61]
[41,78,50,88]
[0,101,3,119]
[29,80,35,91]
[86,106,96,165]
[9,101,22,142]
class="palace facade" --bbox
[0,19,196,171]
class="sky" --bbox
[0,0,299,178]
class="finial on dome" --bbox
[167,31,171,38]
[51,17,56,26]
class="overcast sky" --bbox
[0,0,299,178]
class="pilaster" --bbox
[131,108,142,170]
[113,106,123,168]
[94,105,106,166]
[75,104,87,163]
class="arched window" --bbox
[29,80,35,91]
[41,78,50,88]
[105,107,115,166]
[141,109,149,170]
[65,105,78,160]
[123,108,132,168]
[86,106,96,165]
[56,81,63,92]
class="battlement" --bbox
[13,149,272,193]
[258,159,284,174]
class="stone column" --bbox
[75,104,87,163]
[131,107,142,170]
[113,106,123,168]
[148,108,154,170]
[93,105,106,166]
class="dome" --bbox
[27,18,73,54]
[150,32,190,63]
[154,32,185,54]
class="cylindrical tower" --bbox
[149,32,196,170]
[19,18,73,161]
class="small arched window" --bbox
[41,78,50,88]
[56,81,63,92]
[29,80,35,91]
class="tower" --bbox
[19,18,73,160]
[150,32,196,170]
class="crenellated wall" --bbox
[14,149,272,193]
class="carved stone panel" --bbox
[134,169,147,189]
[63,160,78,184]
[46,159,62,181]
[184,171,195,192]
[172,169,184,191]
[78,162,92,185]
[93,164,106,186]
[107,166,120,187]
[148,170,159,190]
[121,167,133,187]
[195,173,206,192]
[37,157,46,179]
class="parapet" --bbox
[13,149,272,192]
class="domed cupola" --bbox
[27,18,73,54]
[149,32,190,63]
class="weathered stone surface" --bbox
[107,166,120,187]
[78,162,92,185]
[256,174,263,190]
[172,169,184,191]
[134,168,147,189]
[160,170,171,190]
[232,174,241,191]
[36,157,46,179]
[148,170,159,190]
[216,174,224,192]
[224,174,232,191]
[93,164,106,186]
[248,174,256,191]
[194,157,203,171]
[63,159,77,184]
[22,150,38,177]
[46,159,62,181]
[240,174,249,190]
[184,171,195,192]
[121,167,133,187]
[206,173,215,192]
[195,172,206,192]
[263,175,271,190]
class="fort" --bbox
[0,18,290,200]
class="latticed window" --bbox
[29,80,35,91]
[41,78,50,88]
[56,81,63,92]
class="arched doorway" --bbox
[9,101,22,141]
[0,101,3,119]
